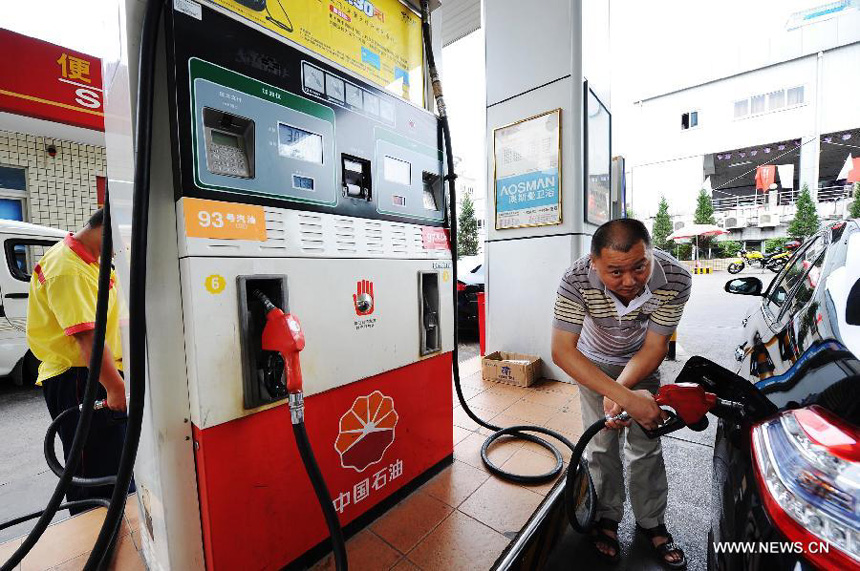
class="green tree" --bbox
[788,184,820,241]
[675,243,692,261]
[693,189,716,258]
[849,183,860,219]
[457,193,479,256]
[694,188,716,225]
[717,240,742,258]
[625,206,636,219]
[652,196,673,251]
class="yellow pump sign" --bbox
[209,0,424,104]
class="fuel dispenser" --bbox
[101,1,454,568]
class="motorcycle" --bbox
[727,240,802,274]
[727,249,789,274]
[764,249,791,272]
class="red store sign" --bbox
[0,28,104,131]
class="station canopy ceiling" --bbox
[438,0,481,46]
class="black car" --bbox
[457,256,485,331]
[711,220,860,570]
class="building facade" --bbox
[0,29,105,232]
[627,4,860,250]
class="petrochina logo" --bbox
[335,391,398,472]
[353,279,375,316]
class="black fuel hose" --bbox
[292,420,348,570]
[0,191,116,571]
[0,500,111,533]
[563,418,608,533]
[44,405,122,488]
[419,1,576,485]
[252,287,347,570]
[82,0,161,566]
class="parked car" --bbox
[712,220,860,570]
[457,255,484,331]
[0,220,66,385]
[485,223,860,571]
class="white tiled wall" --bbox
[0,129,105,231]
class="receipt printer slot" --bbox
[342,154,372,201]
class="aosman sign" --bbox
[0,29,104,131]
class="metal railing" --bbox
[712,185,853,213]
[712,194,766,211]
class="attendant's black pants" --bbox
[42,367,134,515]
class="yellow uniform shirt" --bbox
[26,234,123,385]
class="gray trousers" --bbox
[578,362,668,528]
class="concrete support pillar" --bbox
[484,0,608,381]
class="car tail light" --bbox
[751,405,859,568]
[457,281,467,292]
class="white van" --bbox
[0,220,67,385]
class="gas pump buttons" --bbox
[342,155,372,201]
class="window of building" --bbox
[768,89,785,110]
[787,86,804,106]
[751,94,766,114]
[0,198,24,221]
[0,166,27,222]
[0,166,26,191]
[734,99,749,118]
[681,111,699,130]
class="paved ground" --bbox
[543,272,763,571]
[0,272,765,566]
[0,381,65,543]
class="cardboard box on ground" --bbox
[481,351,541,387]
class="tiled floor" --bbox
[312,355,585,571]
[0,356,583,571]
[0,498,144,571]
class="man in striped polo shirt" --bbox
[551,219,691,568]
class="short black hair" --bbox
[87,208,104,228]
[591,218,651,257]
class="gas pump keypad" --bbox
[202,108,255,179]
[207,140,251,178]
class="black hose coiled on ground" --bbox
[419,1,577,485]
[1,190,116,571]
[293,421,348,570]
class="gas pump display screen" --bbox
[292,175,315,191]
[384,156,411,185]
[278,123,323,164]
[211,131,240,148]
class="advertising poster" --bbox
[585,86,611,225]
[493,109,562,230]
[208,0,424,105]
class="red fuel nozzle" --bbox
[654,383,717,426]
[255,291,305,394]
